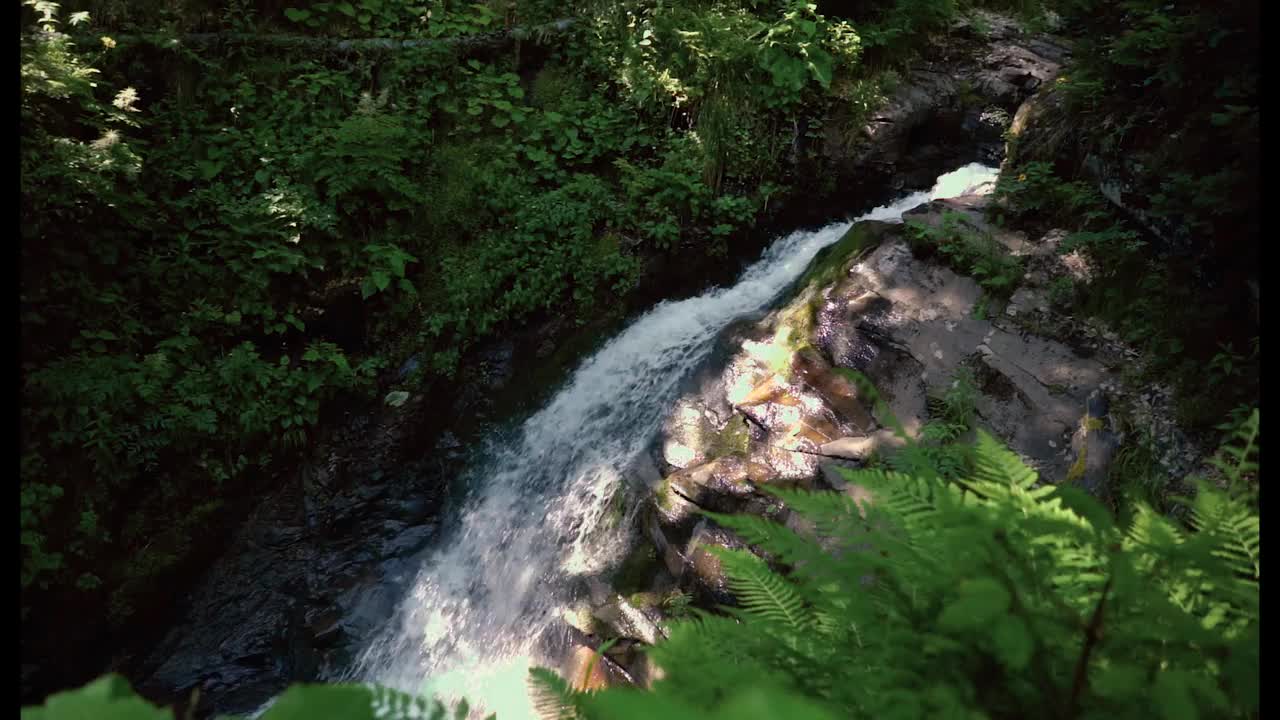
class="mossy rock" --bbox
[611,544,661,597]
[707,416,751,458]
[796,220,896,292]
[627,591,660,609]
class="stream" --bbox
[309,163,1000,719]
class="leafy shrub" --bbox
[990,161,1107,231]
[905,211,1023,298]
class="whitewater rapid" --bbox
[334,163,998,718]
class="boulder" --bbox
[564,643,628,692]
[645,507,691,581]
[819,429,908,462]
[748,439,823,483]
[680,520,749,608]
[660,397,725,471]
[790,347,877,432]
[824,218,1116,481]
[591,596,666,647]
[664,455,777,515]
[973,37,1064,109]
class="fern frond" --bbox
[528,667,581,720]
[968,430,1038,492]
[765,484,861,521]
[713,548,812,631]
[1207,408,1259,489]
[1189,481,1260,582]
[832,467,942,529]
[1125,502,1185,550]
[706,510,843,581]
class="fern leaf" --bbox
[969,430,1038,491]
[1206,408,1259,489]
[528,667,580,720]
[713,548,812,631]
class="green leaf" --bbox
[197,160,224,180]
[283,8,311,22]
[1050,485,1115,534]
[1092,663,1146,700]
[225,311,241,325]
[336,2,356,16]
[992,616,1032,670]
[373,272,391,292]
[384,390,409,407]
[1153,671,1198,720]
[260,684,419,719]
[938,578,1010,631]
[22,675,172,720]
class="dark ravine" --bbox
[109,18,1067,719]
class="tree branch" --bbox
[1067,576,1113,717]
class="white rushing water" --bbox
[340,163,998,718]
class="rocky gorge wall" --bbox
[554,185,1199,695]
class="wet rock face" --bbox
[666,455,777,515]
[680,520,751,608]
[640,192,1132,628]
[128,398,454,719]
[814,15,1066,203]
[790,347,877,433]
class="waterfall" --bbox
[337,163,998,718]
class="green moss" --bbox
[708,417,751,459]
[655,476,673,510]
[604,485,627,529]
[612,544,661,596]
[777,300,817,349]
[628,591,660,609]
[796,221,887,291]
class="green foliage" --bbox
[20,675,171,720]
[660,589,694,618]
[905,211,1022,298]
[21,675,488,720]
[990,161,1108,231]
[1204,408,1258,495]
[993,0,1258,432]
[523,401,1259,719]
[282,0,500,38]
[854,0,960,64]
[22,392,1262,720]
